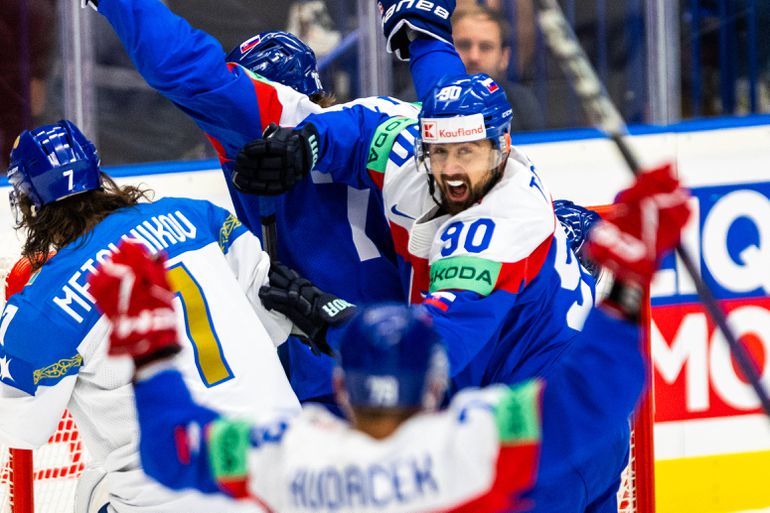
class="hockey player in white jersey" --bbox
[87,161,691,513]
[0,120,351,512]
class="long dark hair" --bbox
[309,92,337,108]
[17,173,152,270]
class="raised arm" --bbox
[98,0,237,100]
[409,38,466,102]
[376,0,466,101]
[95,0,318,147]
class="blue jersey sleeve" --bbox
[100,0,233,101]
[408,38,466,102]
[98,0,265,147]
[424,289,518,379]
[298,106,395,189]
[537,307,644,481]
[487,305,643,496]
[0,298,86,396]
[134,369,222,494]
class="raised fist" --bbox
[89,241,180,367]
[378,0,455,60]
[585,163,691,288]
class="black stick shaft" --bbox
[537,0,770,418]
[258,197,278,262]
[261,216,278,262]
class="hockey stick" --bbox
[534,0,770,417]
[259,197,278,262]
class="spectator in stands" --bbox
[452,3,544,131]
[0,0,56,172]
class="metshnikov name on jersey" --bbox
[54,210,198,324]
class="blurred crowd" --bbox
[3,0,770,171]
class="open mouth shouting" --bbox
[439,175,475,213]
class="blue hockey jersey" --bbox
[294,105,596,392]
[98,0,417,403]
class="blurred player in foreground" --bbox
[0,120,330,512]
[88,164,690,512]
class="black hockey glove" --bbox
[378,0,454,60]
[232,123,320,195]
[259,263,357,357]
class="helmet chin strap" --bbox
[421,159,444,209]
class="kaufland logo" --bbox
[422,122,436,139]
[436,126,485,139]
[240,35,262,55]
[421,114,487,143]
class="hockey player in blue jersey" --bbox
[82,0,603,408]
[236,73,596,391]
[86,160,691,512]
[81,0,420,408]
[233,70,648,513]
[0,120,351,512]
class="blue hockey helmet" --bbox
[416,73,513,166]
[553,199,603,279]
[225,31,324,96]
[416,73,514,205]
[7,120,101,222]
[338,303,448,410]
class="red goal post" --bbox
[590,204,656,513]
[0,256,91,513]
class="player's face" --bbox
[427,140,498,214]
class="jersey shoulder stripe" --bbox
[428,234,551,296]
[232,64,284,133]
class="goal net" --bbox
[0,256,91,513]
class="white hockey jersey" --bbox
[300,104,595,389]
[131,304,645,513]
[0,197,299,513]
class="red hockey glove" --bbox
[585,163,692,288]
[5,257,34,300]
[4,252,55,300]
[89,241,180,367]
